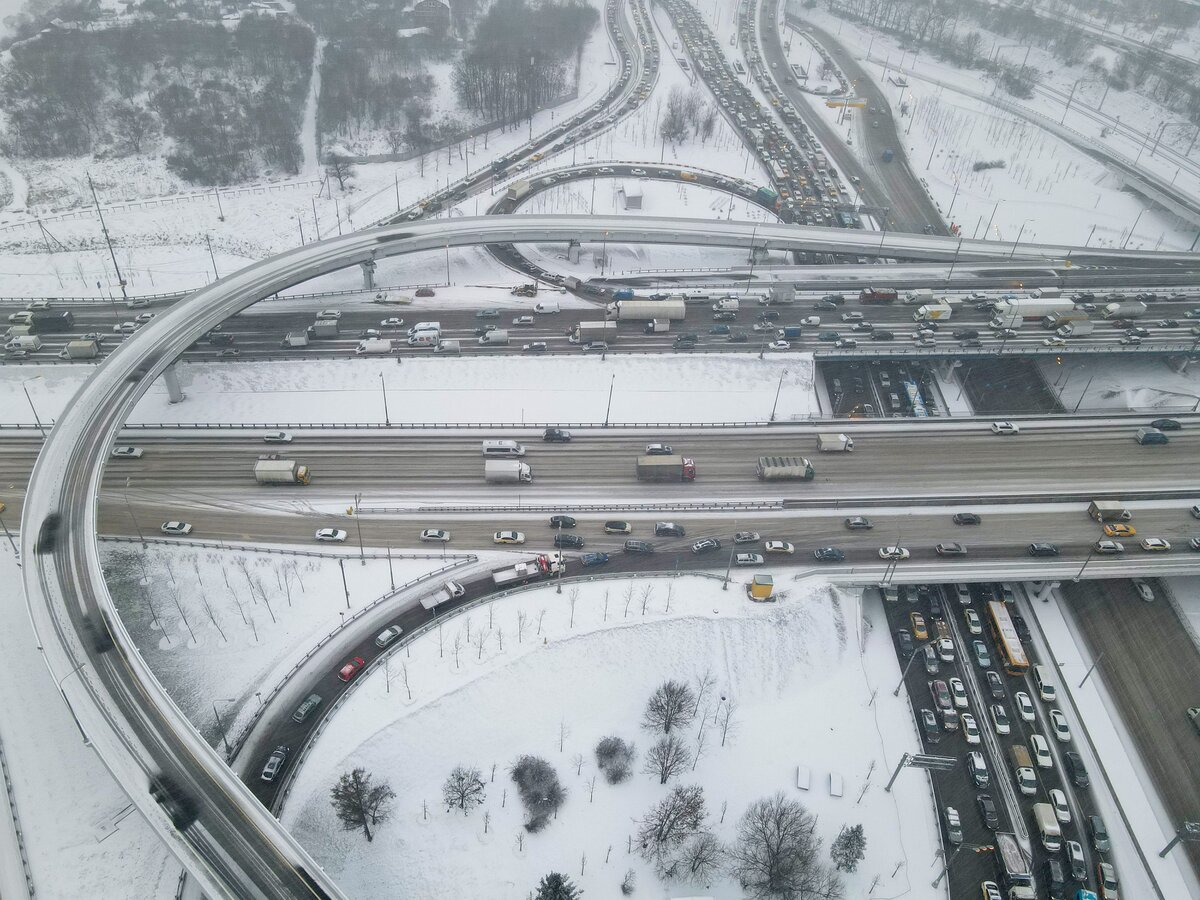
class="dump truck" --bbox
[281,332,310,348]
[994,832,1035,900]
[1087,500,1131,522]
[61,339,98,359]
[29,310,75,333]
[1102,300,1148,319]
[748,574,775,601]
[816,433,854,452]
[571,321,618,344]
[485,459,533,483]
[860,287,898,303]
[421,580,465,610]
[606,299,687,321]
[309,318,340,338]
[506,179,532,202]
[253,459,311,485]
[755,456,815,481]
[635,455,697,482]
[492,554,564,587]
[913,302,953,321]
[356,339,393,354]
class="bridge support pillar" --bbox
[1029,580,1060,603]
[360,259,377,291]
[1166,355,1192,374]
[567,241,582,264]
[163,364,186,404]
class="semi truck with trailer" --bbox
[1102,301,1149,319]
[635,456,697,482]
[816,433,854,452]
[994,832,1036,900]
[755,456,815,481]
[991,299,1076,325]
[492,554,564,587]
[253,459,311,485]
[485,459,533,483]
[606,299,687,321]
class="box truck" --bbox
[816,433,854,452]
[755,456,815,481]
[253,459,311,485]
[485,459,533,483]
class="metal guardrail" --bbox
[101,536,473,563]
[225,556,477,763]
[0,731,35,898]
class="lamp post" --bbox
[353,492,365,563]
[338,557,351,609]
[124,477,145,545]
[379,372,390,426]
[603,373,616,427]
[769,369,788,422]
[21,377,45,437]
[212,699,235,755]
[893,637,938,696]
[0,505,16,557]
[1121,208,1147,250]
[1008,219,1032,260]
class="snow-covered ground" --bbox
[0,548,179,899]
[1036,355,1200,413]
[281,575,942,899]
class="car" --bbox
[1065,840,1087,881]
[949,676,968,708]
[814,547,844,562]
[420,529,451,543]
[977,793,998,829]
[945,806,963,844]
[262,431,293,444]
[961,712,981,745]
[1140,537,1171,551]
[630,168,647,176]
[338,656,366,682]
[374,625,404,648]
[1028,542,1059,557]
[260,746,290,782]
[380,317,405,326]
[972,640,991,668]
[841,311,863,322]
[817,331,840,342]
[1087,814,1111,852]
[871,330,895,341]
[940,706,960,732]
[291,693,323,724]
[111,446,144,459]
[896,628,915,657]
[923,644,940,675]
[735,553,764,566]
[966,751,989,788]
[1031,733,1053,768]
[936,542,968,557]
[359,328,382,339]
[953,512,981,525]
[603,521,632,534]
[582,341,609,352]
[937,638,955,662]
[954,584,972,606]
[1150,417,1181,431]
[1050,788,1072,824]
[160,521,192,536]
[734,531,760,544]
[842,516,875,531]
[475,308,501,319]
[623,539,655,553]
[985,670,1004,700]
[768,340,791,351]
[991,421,1020,435]
[1043,337,1068,347]
[523,342,548,352]
[1012,691,1034,723]
[1097,862,1119,900]
[317,309,341,319]
[712,311,737,322]
[554,533,584,549]
[928,592,943,618]
[581,552,610,567]
[909,612,928,640]
[1119,335,1141,345]
[920,708,940,743]
[879,546,910,560]
[1049,709,1072,742]
[218,348,240,357]
[1103,522,1134,537]
[315,528,348,543]
[548,515,577,529]
[493,531,525,545]
[645,443,673,455]
[692,538,722,554]
[980,882,1002,900]
[1016,766,1037,796]
[765,540,794,554]
[1156,319,1179,328]
[512,316,535,327]
[964,608,982,635]
[1193,505,1200,519]
[709,324,731,335]
[990,703,1011,735]
[654,522,685,537]
[1094,539,1125,554]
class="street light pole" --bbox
[1008,220,1029,259]
[769,369,788,422]
[354,492,365,564]
[21,380,45,437]
[124,477,145,544]
[212,699,234,755]
[1078,650,1105,688]
[893,638,938,696]
[338,557,351,609]
[603,373,616,427]
[379,372,390,426]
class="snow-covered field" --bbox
[281,575,942,899]
[1036,355,1200,413]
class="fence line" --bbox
[0,730,35,898]
[101,536,473,563]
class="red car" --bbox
[338,657,366,682]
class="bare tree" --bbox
[517,609,529,643]
[639,584,653,615]
[473,627,489,660]
[643,735,693,785]
[693,669,715,717]
[643,680,697,734]
[637,783,707,869]
[558,718,570,752]
[453,630,463,668]
[595,735,636,784]
[717,698,739,747]
[623,583,635,618]
[324,147,356,192]
[572,753,585,775]
[400,661,412,700]
[443,765,487,814]
[729,793,843,900]
[678,831,724,881]
[329,768,395,842]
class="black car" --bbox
[985,670,1004,700]
[757,310,781,321]
[549,515,577,528]
[844,516,874,530]
[1065,751,1090,787]
[960,338,983,348]
[896,628,915,657]
[870,330,895,341]
[691,538,722,554]
[554,533,584,549]
[623,539,654,553]
[1011,615,1032,644]
[543,428,572,442]
[713,310,738,321]
[654,522,686,537]
[1046,859,1066,900]
[920,708,940,744]
[928,593,943,619]
[953,512,982,525]
[976,793,998,830]
[1150,418,1181,431]
[1028,542,1059,557]
[813,547,844,562]
[822,294,846,305]
[1087,814,1111,852]
[952,328,979,340]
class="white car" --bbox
[160,521,193,536]
[990,704,1010,735]
[493,531,525,545]
[420,529,451,543]
[630,168,647,176]
[948,677,968,708]
[315,528,348,542]
[318,309,341,319]
[1042,337,1067,347]
[1015,691,1036,722]
[764,541,794,554]
[961,713,980,745]
[964,608,982,635]
[768,340,791,350]
[25,299,50,310]
[263,431,293,444]
[841,312,863,322]
[734,553,764,566]
[113,322,138,333]
[135,312,156,323]
[1049,788,1071,824]
[1016,766,1037,796]
[374,625,404,648]
[878,546,910,560]
[1049,709,1071,743]
[644,443,673,455]
[512,316,535,326]
[1139,538,1171,552]
[1030,733,1053,769]
[800,316,820,326]
[991,421,1020,434]
[1133,578,1155,601]
[380,318,405,326]
[111,446,144,459]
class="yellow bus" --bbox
[987,601,1029,674]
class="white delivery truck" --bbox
[356,339,393,355]
[534,299,561,314]
[485,459,533,483]
[478,329,509,345]
[816,433,854,452]
[904,288,934,304]
[59,339,99,359]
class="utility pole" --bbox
[379,372,391,426]
[88,172,129,303]
[353,493,365,564]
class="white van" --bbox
[406,331,438,347]
[1033,665,1056,702]
[481,440,525,458]
[407,321,441,337]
